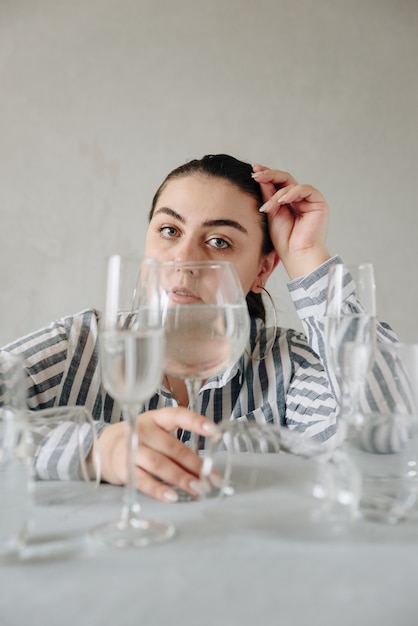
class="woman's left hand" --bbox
[252,165,331,279]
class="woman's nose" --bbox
[173,238,205,263]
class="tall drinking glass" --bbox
[339,341,418,523]
[325,263,377,412]
[0,351,30,557]
[91,255,175,548]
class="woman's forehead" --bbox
[155,174,260,218]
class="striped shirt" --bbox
[1,256,397,479]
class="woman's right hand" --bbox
[252,165,331,279]
[96,407,218,503]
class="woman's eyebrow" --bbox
[203,219,248,234]
[153,207,184,222]
[153,207,248,235]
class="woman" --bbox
[1,154,396,502]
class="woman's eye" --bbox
[208,237,229,249]
[160,226,178,238]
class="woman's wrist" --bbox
[282,247,331,281]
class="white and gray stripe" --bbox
[1,257,398,480]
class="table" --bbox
[1,452,418,626]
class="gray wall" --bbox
[1,0,417,346]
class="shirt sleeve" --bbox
[2,309,105,411]
[286,256,399,430]
[1,309,114,480]
[287,255,398,351]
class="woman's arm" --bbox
[1,309,104,415]
[3,309,219,500]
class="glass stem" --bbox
[185,378,202,454]
[121,405,141,525]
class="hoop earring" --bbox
[247,286,278,361]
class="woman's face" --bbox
[145,174,275,295]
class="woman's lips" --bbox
[169,286,202,304]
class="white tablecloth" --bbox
[1,452,418,626]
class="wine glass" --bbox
[0,351,30,557]
[200,420,361,533]
[325,262,376,319]
[3,405,102,560]
[91,255,175,548]
[325,263,377,414]
[160,260,250,454]
[26,406,101,506]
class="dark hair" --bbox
[148,154,274,321]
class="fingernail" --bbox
[251,171,262,178]
[189,480,202,494]
[276,193,288,204]
[259,199,273,213]
[202,421,218,434]
[196,478,212,495]
[163,489,179,503]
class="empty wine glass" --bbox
[161,260,250,454]
[91,255,175,548]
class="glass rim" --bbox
[0,350,24,367]
[158,260,234,269]
[107,254,159,265]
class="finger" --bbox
[252,168,298,206]
[132,464,191,503]
[259,184,296,213]
[135,446,203,502]
[136,445,223,503]
[146,427,203,475]
[252,168,298,187]
[152,406,218,438]
[251,165,283,204]
[252,163,268,173]
[275,183,319,204]
[259,184,322,213]
[258,180,277,204]
[138,407,218,477]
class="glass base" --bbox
[90,516,176,549]
[359,477,418,524]
[359,494,417,525]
